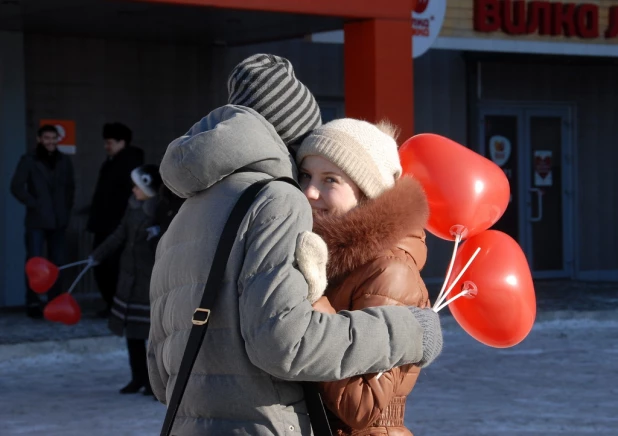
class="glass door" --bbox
[524,108,574,277]
[479,105,573,278]
[479,108,523,242]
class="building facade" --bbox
[1,0,616,307]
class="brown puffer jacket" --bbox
[313,176,430,436]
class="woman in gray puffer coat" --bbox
[91,164,162,396]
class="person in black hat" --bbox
[88,123,144,317]
[89,164,161,396]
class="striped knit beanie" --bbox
[297,119,402,199]
[227,54,322,145]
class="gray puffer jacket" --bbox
[148,105,429,435]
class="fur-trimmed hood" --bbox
[313,176,429,283]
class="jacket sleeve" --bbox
[66,157,75,211]
[10,156,37,208]
[238,183,426,382]
[318,250,430,429]
[320,367,401,429]
[91,210,128,262]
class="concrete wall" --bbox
[23,35,346,212]
[19,35,232,301]
[2,32,501,306]
[0,31,28,307]
[4,35,354,305]
[4,25,617,309]
[26,30,613,306]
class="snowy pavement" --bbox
[409,315,618,435]
[1,314,617,435]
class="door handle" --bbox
[529,188,543,222]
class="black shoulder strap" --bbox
[302,382,333,435]
[160,176,331,436]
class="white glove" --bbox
[295,231,328,304]
[146,225,161,241]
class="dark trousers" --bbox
[25,228,66,307]
[92,231,122,308]
[127,338,148,384]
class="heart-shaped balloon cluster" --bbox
[399,134,536,348]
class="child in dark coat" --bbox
[90,164,162,395]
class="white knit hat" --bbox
[131,164,162,198]
[296,119,402,198]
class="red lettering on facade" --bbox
[474,0,501,32]
[551,2,576,37]
[475,0,604,39]
[526,1,552,35]
[575,4,599,38]
[501,0,527,35]
[605,6,618,38]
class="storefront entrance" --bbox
[478,104,575,278]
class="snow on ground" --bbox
[1,315,617,435]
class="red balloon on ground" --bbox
[399,134,510,241]
[447,230,536,348]
[44,293,81,325]
[25,257,59,294]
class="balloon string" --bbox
[66,264,92,295]
[433,247,481,310]
[434,233,462,310]
[434,289,471,313]
[58,259,89,270]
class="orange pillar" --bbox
[344,19,414,142]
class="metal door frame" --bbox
[478,103,575,278]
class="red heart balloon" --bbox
[399,134,510,241]
[446,230,536,348]
[44,293,81,325]
[25,257,59,294]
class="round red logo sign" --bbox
[414,0,429,14]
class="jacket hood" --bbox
[160,105,297,198]
[313,176,429,283]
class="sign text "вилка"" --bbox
[475,0,618,39]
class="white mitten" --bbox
[146,225,161,241]
[295,231,328,304]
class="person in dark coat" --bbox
[10,124,75,318]
[154,184,185,235]
[90,164,161,396]
[87,123,144,317]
